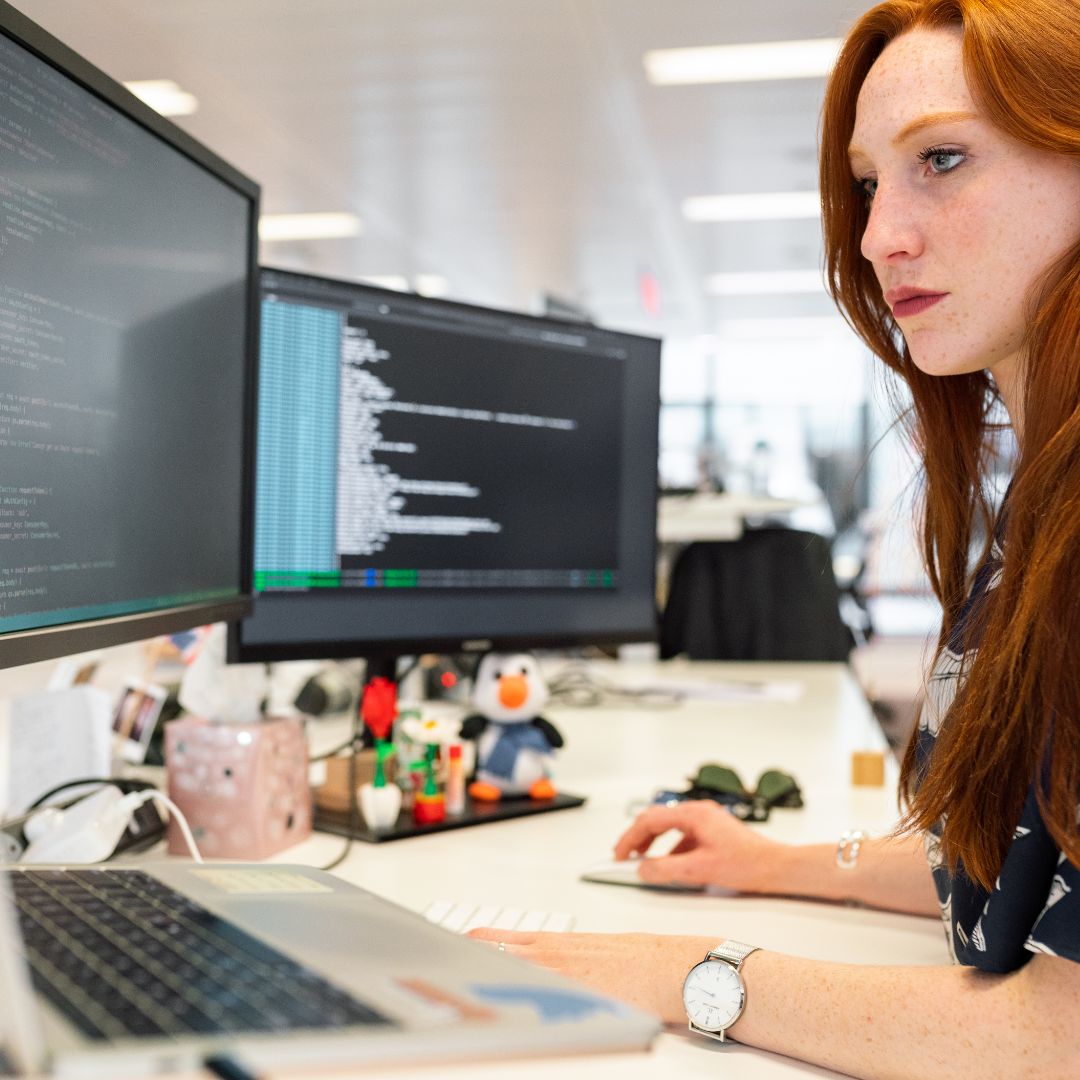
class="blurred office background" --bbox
[16,0,947,738]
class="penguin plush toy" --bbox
[460,652,564,802]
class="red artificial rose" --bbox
[361,676,397,741]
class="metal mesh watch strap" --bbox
[708,940,759,968]
[684,940,760,1042]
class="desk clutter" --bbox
[0,644,595,864]
[0,641,858,865]
[0,634,885,872]
[313,652,585,843]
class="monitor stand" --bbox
[313,655,585,844]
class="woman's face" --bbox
[849,27,1080,396]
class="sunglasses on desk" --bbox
[646,763,803,822]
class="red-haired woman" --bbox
[471,2,1080,1074]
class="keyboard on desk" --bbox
[9,868,391,1040]
[424,898,575,934]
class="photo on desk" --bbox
[111,680,167,764]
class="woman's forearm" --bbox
[617,803,938,916]
[474,929,1080,1079]
[730,950,1079,1080]
[747,833,940,916]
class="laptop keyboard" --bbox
[8,868,393,1041]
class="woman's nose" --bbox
[860,183,924,265]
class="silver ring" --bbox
[497,941,506,953]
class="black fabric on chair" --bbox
[660,528,855,661]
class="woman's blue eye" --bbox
[854,147,963,207]
[918,147,965,173]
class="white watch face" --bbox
[682,959,744,1032]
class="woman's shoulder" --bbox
[919,534,1006,739]
[949,785,1080,971]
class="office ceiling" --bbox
[15,0,877,345]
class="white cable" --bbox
[133,791,204,863]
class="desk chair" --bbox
[659,527,855,662]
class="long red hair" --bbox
[820,0,1080,889]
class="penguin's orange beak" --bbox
[498,674,528,710]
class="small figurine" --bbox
[412,746,446,825]
[357,675,400,830]
[358,742,401,830]
[460,652,563,802]
[397,710,465,821]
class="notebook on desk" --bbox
[0,862,659,1077]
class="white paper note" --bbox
[3,686,112,816]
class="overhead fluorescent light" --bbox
[358,275,409,292]
[717,316,849,338]
[683,191,820,222]
[705,270,825,295]
[414,274,449,298]
[644,38,841,85]
[258,213,362,242]
[354,275,449,296]
[123,79,198,117]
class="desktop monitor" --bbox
[0,1,259,670]
[230,268,661,665]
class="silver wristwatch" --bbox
[682,939,759,1042]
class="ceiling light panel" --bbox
[716,316,850,338]
[705,270,825,295]
[414,274,449,298]
[358,275,409,292]
[644,38,842,86]
[258,213,362,242]
[683,191,820,222]
[123,80,198,117]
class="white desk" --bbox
[268,660,948,1080]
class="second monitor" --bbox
[230,268,661,663]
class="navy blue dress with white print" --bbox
[919,529,1080,972]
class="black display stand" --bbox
[314,790,586,843]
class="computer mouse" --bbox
[579,857,705,891]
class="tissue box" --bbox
[165,715,312,858]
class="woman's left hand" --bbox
[467,928,716,1025]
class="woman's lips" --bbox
[891,292,947,318]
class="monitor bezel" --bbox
[231,625,658,667]
[0,1,260,670]
[229,267,661,664]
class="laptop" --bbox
[0,862,659,1077]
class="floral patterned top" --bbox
[919,531,1079,971]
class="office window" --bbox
[657,328,938,605]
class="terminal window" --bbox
[256,287,625,592]
[0,30,249,637]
